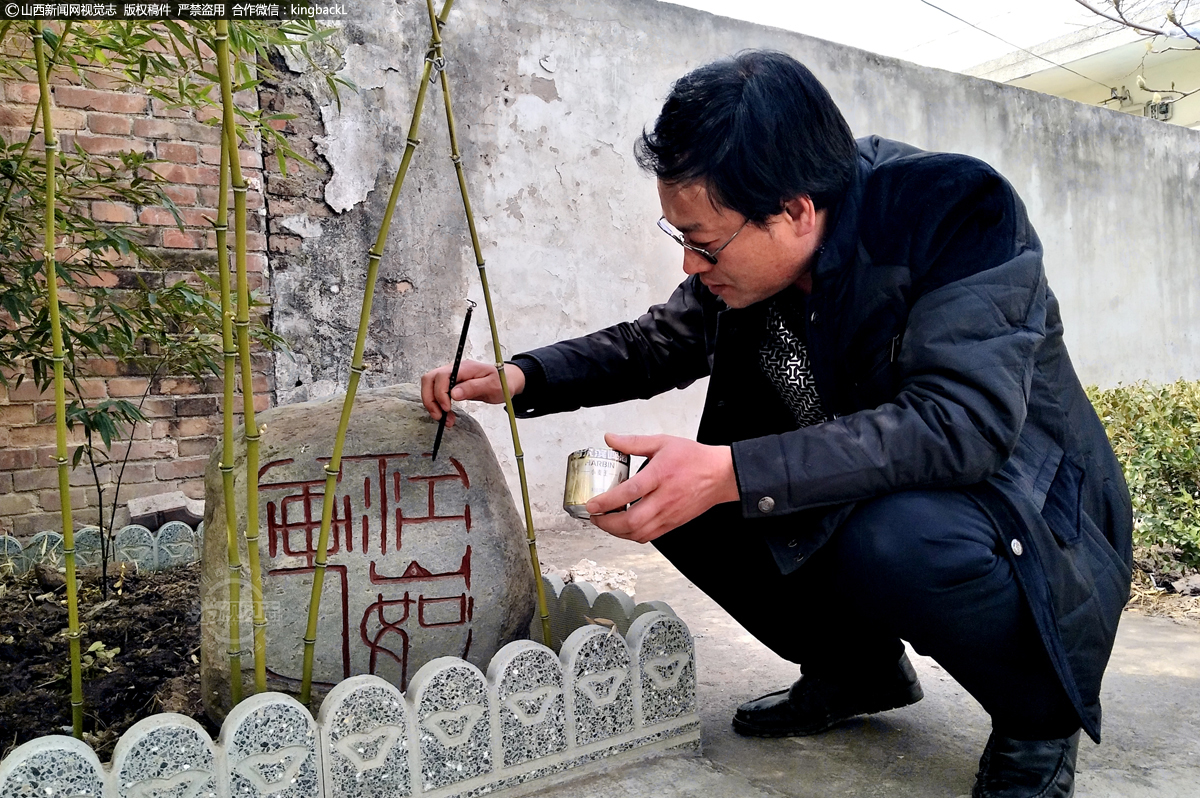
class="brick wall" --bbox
[0,70,275,539]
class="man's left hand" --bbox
[586,433,740,544]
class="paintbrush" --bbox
[432,299,476,460]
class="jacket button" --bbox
[1011,539,1024,556]
[758,496,775,513]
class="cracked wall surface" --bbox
[265,0,1200,527]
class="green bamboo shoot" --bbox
[211,75,244,704]
[33,25,84,739]
[216,20,267,693]
[424,0,552,645]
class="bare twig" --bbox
[1166,4,1200,46]
[1143,83,1200,96]
[65,372,109,599]
[107,365,161,544]
[1072,0,1174,36]
[1137,69,1200,98]
[1072,0,1200,46]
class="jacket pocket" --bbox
[1041,456,1083,546]
[1078,502,1134,583]
[1041,458,1131,584]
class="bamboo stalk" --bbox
[33,25,84,739]
[215,21,266,693]
[212,91,244,705]
[425,0,552,646]
[298,0,454,706]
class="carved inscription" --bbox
[259,453,473,689]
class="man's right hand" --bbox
[419,360,526,428]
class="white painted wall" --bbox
[278,0,1200,528]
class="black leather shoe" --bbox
[971,730,1080,798]
[732,652,924,737]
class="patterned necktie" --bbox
[758,299,830,428]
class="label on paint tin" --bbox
[563,447,630,519]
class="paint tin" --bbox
[563,447,631,519]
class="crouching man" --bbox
[421,51,1132,798]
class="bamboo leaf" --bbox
[99,417,115,449]
[325,73,342,113]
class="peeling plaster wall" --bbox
[272,0,1200,527]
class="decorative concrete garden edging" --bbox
[533,573,676,650]
[0,579,700,798]
[0,521,202,577]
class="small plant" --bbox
[1087,380,1200,571]
[44,635,119,682]
[0,554,24,581]
[80,641,120,675]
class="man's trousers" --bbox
[651,488,1081,739]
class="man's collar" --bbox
[811,154,870,281]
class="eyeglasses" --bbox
[657,216,749,265]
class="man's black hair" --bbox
[635,51,857,221]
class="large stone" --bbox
[200,385,537,721]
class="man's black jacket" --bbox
[512,136,1133,743]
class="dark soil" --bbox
[0,562,216,761]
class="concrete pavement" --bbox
[528,526,1200,798]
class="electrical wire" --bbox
[913,0,1117,91]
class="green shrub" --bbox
[1087,380,1200,571]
